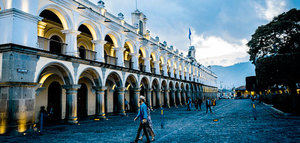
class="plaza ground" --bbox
[1,99,299,142]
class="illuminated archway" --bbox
[124,42,134,68]
[151,79,160,108]
[105,72,123,114]
[77,24,95,60]
[125,75,138,112]
[139,47,146,71]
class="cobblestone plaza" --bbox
[1,100,299,142]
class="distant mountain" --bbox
[210,62,255,89]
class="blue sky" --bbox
[91,0,300,66]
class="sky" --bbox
[91,0,300,66]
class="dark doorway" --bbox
[129,88,135,112]
[77,83,88,119]
[79,46,86,59]
[113,89,118,113]
[49,35,62,54]
[48,81,62,121]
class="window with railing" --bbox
[78,46,97,60]
[160,70,164,75]
[38,36,67,54]
[124,60,133,69]
[139,64,146,72]
[105,55,117,65]
[151,68,156,74]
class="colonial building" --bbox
[0,0,217,134]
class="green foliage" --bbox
[247,8,300,64]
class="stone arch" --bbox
[35,62,74,122]
[124,74,138,112]
[161,80,168,107]
[151,78,160,108]
[76,67,101,87]
[38,4,73,30]
[77,20,101,40]
[105,71,123,87]
[140,76,150,89]
[37,62,74,85]
[124,41,135,68]
[104,31,121,47]
[104,71,123,114]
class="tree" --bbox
[247,8,300,113]
[247,8,300,63]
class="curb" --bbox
[261,102,300,119]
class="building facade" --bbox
[0,0,217,134]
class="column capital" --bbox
[114,47,125,52]
[93,86,107,91]
[61,29,81,36]
[92,40,107,45]
[154,60,160,64]
[62,84,81,91]
[143,57,151,61]
[132,88,141,92]
[116,87,126,92]
[130,53,139,57]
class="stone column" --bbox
[170,89,176,107]
[132,88,141,112]
[0,82,39,134]
[115,47,125,67]
[162,64,168,76]
[130,53,139,70]
[62,84,81,124]
[177,89,182,106]
[186,90,191,99]
[61,30,81,57]
[92,40,107,62]
[146,89,152,108]
[144,57,151,73]
[155,90,161,107]
[93,86,107,119]
[164,89,170,108]
[154,61,160,74]
[175,68,179,79]
[182,90,187,105]
[116,87,126,115]
[170,67,174,78]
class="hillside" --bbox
[210,62,255,89]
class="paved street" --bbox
[1,99,299,143]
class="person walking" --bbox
[133,96,150,143]
[206,98,212,114]
[125,98,129,112]
[194,98,198,111]
[198,98,203,111]
[187,97,192,111]
[139,102,155,141]
[251,95,257,120]
[38,106,48,133]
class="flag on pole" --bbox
[189,28,192,46]
[188,28,192,40]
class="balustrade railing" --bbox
[124,60,133,69]
[38,36,67,54]
[78,47,96,60]
[139,64,146,72]
[160,70,164,75]
[105,55,117,65]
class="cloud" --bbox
[191,29,249,66]
[254,0,287,21]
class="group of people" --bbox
[187,97,215,114]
